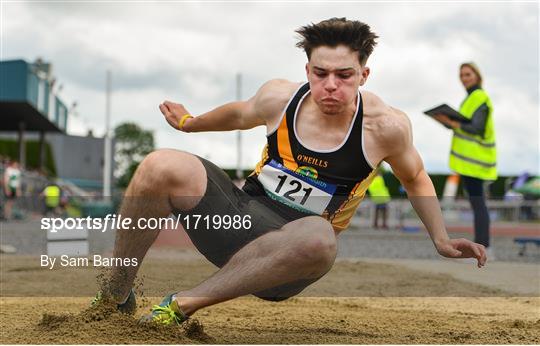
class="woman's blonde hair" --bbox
[460,62,483,87]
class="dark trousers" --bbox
[462,176,490,247]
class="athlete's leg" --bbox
[4,199,12,219]
[174,216,337,316]
[381,204,388,229]
[107,149,207,302]
[4,191,16,219]
[372,207,379,229]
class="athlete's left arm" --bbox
[382,108,487,267]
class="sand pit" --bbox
[1,296,539,344]
[1,253,539,344]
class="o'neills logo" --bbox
[296,154,328,168]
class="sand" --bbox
[1,253,539,344]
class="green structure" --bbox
[0,59,69,169]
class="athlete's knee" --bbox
[135,149,202,189]
[134,149,169,179]
[302,233,337,269]
[291,217,337,270]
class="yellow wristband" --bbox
[178,114,193,130]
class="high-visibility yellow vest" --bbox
[368,175,391,205]
[449,89,497,181]
[44,185,61,208]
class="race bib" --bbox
[258,160,337,215]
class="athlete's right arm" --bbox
[159,79,293,133]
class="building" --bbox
[0,59,69,168]
[0,58,113,192]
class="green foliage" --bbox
[382,172,508,198]
[114,122,154,188]
[222,168,510,198]
[0,139,56,175]
[116,161,141,189]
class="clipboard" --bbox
[424,104,471,123]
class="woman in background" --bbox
[435,62,497,259]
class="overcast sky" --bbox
[2,1,538,175]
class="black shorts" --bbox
[375,203,387,211]
[172,156,318,301]
[4,187,17,200]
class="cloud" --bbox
[2,2,538,175]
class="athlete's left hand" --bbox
[435,238,487,268]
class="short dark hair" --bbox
[295,18,378,65]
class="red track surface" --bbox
[446,224,539,237]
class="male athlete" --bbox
[98,18,487,324]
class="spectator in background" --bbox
[41,183,62,216]
[368,168,391,229]
[434,62,497,259]
[3,160,22,219]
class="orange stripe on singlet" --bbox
[330,168,378,232]
[253,144,269,175]
[277,114,298,171]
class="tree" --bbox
[114,122,154,188]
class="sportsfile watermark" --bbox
[3,195,538,298]
[41,214,252,233]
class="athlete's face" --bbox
[460,65,479,89]
[306,45,369,115]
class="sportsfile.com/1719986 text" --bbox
[40,214,252,233]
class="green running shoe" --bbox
[91,288,137,314]
[140,293,187,325]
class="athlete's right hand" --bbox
[159,101,193,132]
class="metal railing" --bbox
[351,198,540,229]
